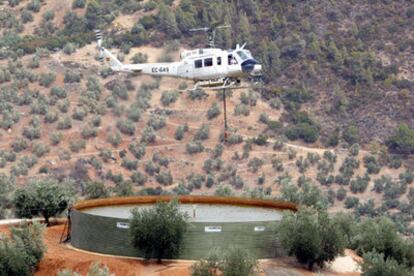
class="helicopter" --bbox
[95,25,262,90]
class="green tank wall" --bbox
[70,209,285,259]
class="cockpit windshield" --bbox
[237,50,250,61]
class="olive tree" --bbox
[278,207,346,270]
[129,200,188,261]
[0,222,45,276]
[13,178,71,226]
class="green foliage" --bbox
[343,125,359,145]
[207,102,221,120]
[280,180,328,210]
[84,181,109,199]
[107,130,122,146]
[278,207,345,270]
[160,90,179,106]
[129,200,188,261]
[156,170,173,186]
[362,251,412,276]
[13,178,71,225]
[64,70,81,83]
[117,119,136,135]
[186,141,204,154]
[69,139,86,153]
[11,137,28,153]
[344,196,359,209]
[39,72,56,87]
[72,0,86,9]
[352,216,414,268]
[214,185,233,197]
[0,222,45,276]
[194,124,210,141]
[131,171,147,186]
[387,124,414,154]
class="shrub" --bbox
[131,171,147,186]
[363,155,381,174]
[248,157,264,173]
[350,175,370,193]
[336,187,347,201]
[27,0,40,12]
[194,124,210,141]
[64,70,81,83]
[129,200,188,261]
[387,123,414,154]
[186,141,204,154]
[343,125,359,144]
[55,86,70,102]
[84,181,109,199]
[69,139,86,153]
[215,185,233,197]
[32,143,50,158]
[160,90,179,106]
[63,42,76,55]
[207,102,221,120]
[188,89,207,103]
[156,170,173,186]
[81,125,98,139]
[129,141,146,159]
[349,143,360,156]
[121,158,138,171]
[107,130,122,147]
[11,137,28,153]
[38,72,56,87]
[144,161,160,176]
[344,196,359,209]
[57,115,72,129]
[0,222,45,275]
[253,134,268,146]
[22,125,41,140]
[21,10,33,23]
[43,10,55,21]
[72,0,86,9]
[50,132,63,145]
[44,110,58,123]
[117,119,136,135]
[234,103,250,116]
[362,252,411,276]
[72,106,88,121]
[141,126,156,143]
[147,115,166,130]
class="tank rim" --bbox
[73,195,297,212]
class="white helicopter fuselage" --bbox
[101,46,262,84]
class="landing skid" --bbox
[190,78,243,91]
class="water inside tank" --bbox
[82,204,284,222]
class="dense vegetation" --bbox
[129,200,188,261]
[0,222,45,276]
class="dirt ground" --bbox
[0,223,362,276]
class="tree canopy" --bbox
[13,178,72,225]
[278,207,345,270]
[129,199,188,261]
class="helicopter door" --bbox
[227,54,239,76]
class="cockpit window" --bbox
[228,54,238,65]
[237,51,249,61]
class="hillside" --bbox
[0,0,414,274]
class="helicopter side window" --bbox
[217,57,222,66]
[204,58,213,67]
[228,54,237,65]
[195,59,203,69]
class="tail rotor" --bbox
[94,29,104,63]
